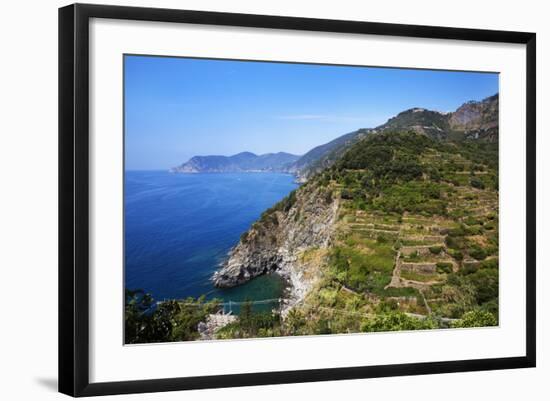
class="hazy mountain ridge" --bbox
[170,151,300,173]
[171,94,498,177]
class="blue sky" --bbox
[124,55,498,170]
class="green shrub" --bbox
[341,188,354,200]
[479,258,498,269]
[361,311,437,332]
[445,235,464,249]
[429,246,443,254]
[460,264,478,275]
[452,310,497,328]
[376,235,389,244]
[470,177,485,189]
[464,225,483,235]
[405,250,419,261]
[448,226,466,237]
[448,249,464,260]
[466,268,499,304]
[436,262,453,274]
[484,245,498,256]
[480,300,499,318]
[468,245,487,260]
[320,318,337,334]
[464,216,482,226]
[376,299,399,313]
[484,222,496,230]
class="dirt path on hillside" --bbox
[385,250,402,289]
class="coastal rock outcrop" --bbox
[213,183,339,303]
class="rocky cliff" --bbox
[213,182,339,303]
[449,94,499,141]
[374,94,499,141]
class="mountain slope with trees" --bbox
[287,94,498,180]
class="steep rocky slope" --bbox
[213,183,339,305]
[449,94,499,141]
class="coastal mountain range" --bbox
[127,92,501,342]
[171,94,498,180]
[170,151,300,173]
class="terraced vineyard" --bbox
[290,131,499,333]
[336,195,498,316]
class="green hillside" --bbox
[222,130,498,337]
[292,131,499,333]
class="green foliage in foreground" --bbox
[361,312,438,332]
[216,300,282,339]
[451,310,498,328]
[125,289,220,344]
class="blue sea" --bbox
[124,171,298,309]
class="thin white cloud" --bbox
[276,114,383,124]
[277,114,327,120]
[323,116,374,124]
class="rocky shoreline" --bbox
[212,184,339,315]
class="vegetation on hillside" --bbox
[125,289,221,344]
[285,131,499,333]
[126,129,499,343]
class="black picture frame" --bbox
[59,3,536,397]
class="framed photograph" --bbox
[59,3,536,397]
